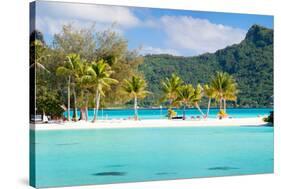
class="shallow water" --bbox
[30,126,274,188]
[64,108,272,120]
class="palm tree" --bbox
[56,53,82,121]
[30,40,50,73]
[122,76,150,120]
[83,59,118,122]
[223,83,238,113]
[203,84,216,118]
[210,72,238,114]
[161,74,183,107]
[191,84,205,117]
[76,59,91,121]
[175,84,194,119]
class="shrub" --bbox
[218,110,228,119]
[263,111,273,125]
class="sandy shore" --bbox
[30,117,269,131]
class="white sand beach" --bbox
[30,117,269,131]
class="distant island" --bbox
[140,25,273,108]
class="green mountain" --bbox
[139,25,273,108]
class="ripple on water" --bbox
[93,172,126,176]
[156,172,176,175]
[208,166,239,171]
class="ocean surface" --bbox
[64,108,272,120]
[30,125,274,188]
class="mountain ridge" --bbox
[139,25,273,107]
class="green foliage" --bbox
[122,76,150,100]
[139,25,273,108]
[161,74,183,106]
[32,24,143,119]
[174,84,195,108]
[36,88,64,118]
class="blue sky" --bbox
[35,1,273,56]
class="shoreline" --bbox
[30,117,270,131]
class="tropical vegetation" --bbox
[122,76,150,120]
[30,24,272,122]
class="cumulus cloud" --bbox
[36,17,123,36]
[140,46,180,56]
[36,1,140,35]
[37,2,141,28]
[160,16,246,54]
[35,1,247,55]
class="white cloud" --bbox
[36,17,123,36]
[160,16,246,54]
[35,1,247,55]
[140,46,180,56]
[36,1,141,36]
[37,2,141,28]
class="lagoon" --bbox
[64,108,272,120]
[31,125,273,188]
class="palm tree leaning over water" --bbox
[83,59,118,122]
[122,76,150,120]
[56,53,82,121]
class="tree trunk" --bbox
[85,94,89,121]
[206,98,211,118]
[223,98,227,113]
[93,89,100,122]
[195,103,205,117]
[85,106,88,121]
[134,96,138,120]
[219,98,223,111]
[73,87,78,121]
[80,107,86,121]
[183,105,186,120]
[67,76,71,121]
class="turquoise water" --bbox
[31,126,274,188]
[64,108,272,120]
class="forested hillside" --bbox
[139,25,273,107]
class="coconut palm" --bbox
[56,53,82,121]
[75,59,91,121]
[191,84,205,117]
[122,76,150,120]
[161,74,183,107]
[222,82,238,113]
[203,84,216,118]
[30,40,50,73]
[210,72,238,114]
[83,59,118,122]
[175,84,195,119]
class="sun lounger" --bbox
[172,116,183,120]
